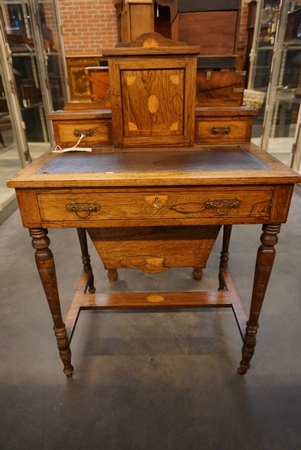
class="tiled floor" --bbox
[0,192,301,449]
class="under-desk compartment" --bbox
[37,187,273,223]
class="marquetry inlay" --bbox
[148,95,159,113]
[129,122,138,131]
[170,75,179,85]
[102,31,200,146]
[143,38,159,47]
[126,75,137,86]
[146,294,165,303]
[144,195,169,209]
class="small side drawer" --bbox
[195,118,252,143]
[52,120,113,147]
[37,188,273,223]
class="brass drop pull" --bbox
[66,202,100,219]
[204,198,240,215]
[73,129,94,138]
[211,126,231,136]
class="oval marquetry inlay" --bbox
[143,38,159,47]
[126,75,136,86]
[146,294,165,303]
[170,202,204,214]
[148,95,159,113]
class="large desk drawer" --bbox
[37,188,273,223]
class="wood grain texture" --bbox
[238,223,281,374]
[7,32,301,376]
[121,68,184,138]
[65,267,247,344]
[196,70,245,107]
[49,110,113,147]
[87,225,221,273]
[88,67,110,102]
[36,188,273,223]
[173,11,238,55]
[30,228,73,377]
[103,32,198,148]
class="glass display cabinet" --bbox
[0,0,68,218]
[247,0,301,172]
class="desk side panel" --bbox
[16,190,42,228]
[270,185,294,223]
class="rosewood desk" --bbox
[7,143,301,376]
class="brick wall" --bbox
[59,0,118,55]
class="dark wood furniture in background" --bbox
[7,33,301,378]
[170,0,241,56]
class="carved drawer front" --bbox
[52,120,112,147]
[195,118,252,143]
[37,188,273,223]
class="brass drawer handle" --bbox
[204,198,240,215]
[73,129,94,138]
[211,126,231,136]
[66,202,100,219]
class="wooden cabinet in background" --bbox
[113,0,154,42]
[170,0,242,56]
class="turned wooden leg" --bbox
[107,269,118,282]
[193,267,203,280]
[237,223,281,375]
[30,228,74,377]
[77,228,96,293]
[0,132,5,147]
[218,225,232,291]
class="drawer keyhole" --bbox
[153,197,161,209]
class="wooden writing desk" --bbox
[7,143,301,376]
[6,33,301,377]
